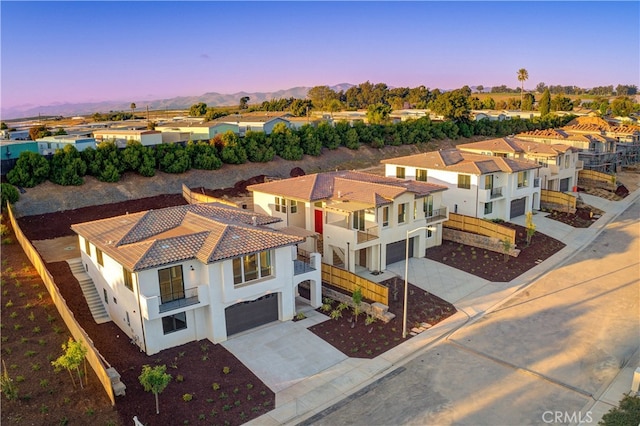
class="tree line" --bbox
[6,114,576,189]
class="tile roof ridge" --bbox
[197,223,229,264]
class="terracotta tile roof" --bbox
[382,149,540,174]
[247,170,447,203]
[71,203,300,271]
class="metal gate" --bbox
[225,293,279,336]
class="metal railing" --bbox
[159,287,199,313]
[425,207,448,223]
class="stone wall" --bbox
[443,228,520,257]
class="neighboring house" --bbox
[382,149,541,221]
[93,129,163,147]
[0,141,39,175]
[214,112,291,135]
[71,203,321,355]
[36,135,97,155]
[283,116,322,130]
[249,171,449,273]
[457,137,582,192]
[154,121,238,143]
[390,109,429,122]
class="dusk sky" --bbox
[1,1,639,111]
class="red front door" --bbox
[314,209,323,234]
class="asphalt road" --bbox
[306,198,639,426]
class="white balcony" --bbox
[478,186,504,202]
[548,164,560,175]
[425,206,448,223]
[575,160,584,170]
[140,285,209,321]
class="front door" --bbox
[314,209,323,234]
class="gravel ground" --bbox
[13,143,452,217]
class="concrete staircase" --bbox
[66,258,110,324]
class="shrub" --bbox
[182,393,193,402]
[0,184,19,210]
[7,152,50,188]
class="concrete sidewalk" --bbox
[243,187,640,426]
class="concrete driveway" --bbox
[306,198,640,425]
[221,304,347,394]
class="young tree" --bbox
[525,211,536,246]
[239,96,250,110]
[502,238,512,263]
[130,103,137,117]
[517,68,529,109]
[0,360,18,401]
[351,287,363,324]
[51,338,88,389]
[139,365,172,415]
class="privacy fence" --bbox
[6,205,116,405]
[541,189,577,211]
[321,264,388,305]
[181,184,239,207]
[578,169,616,189]
[444,212,516,245]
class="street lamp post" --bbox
[402,225,437,339]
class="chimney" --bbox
[252,216,257,226]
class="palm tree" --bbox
[130,102,136,118]
[517,69,529,110]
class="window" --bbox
[103,289,108,304]
[158,265,184,304]
[123,267,133,291]
[423,195,434,217]
[484,202,493,215]
[96,248,104,266]
[126,312,130,327]
[290,200,298,214]
[564,154,570,169]
[517,171,528,188]
[426,228,433,238]
[396,167,406,179]
[162,312,187,334]
[416,169,427,182]
[458,174,471,189]
[382,206,389,227]
[397,203,407,224]
[233,250,273,285]
[485,175,493,190]
[353,210,365,231]
[84,238,91,256]
[413,201,418,220]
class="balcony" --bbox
[478,186,504,202]
[548,164,560,175]
[325,220,379,247]
[575,160,584,170]
[425,207,448,223]
[534,177,540,188]
[140,286,208,320]
[159,287,200,314]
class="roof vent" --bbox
[252,216,257,226]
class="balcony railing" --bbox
[534,177,541,188]
[425,207,448,223]
[159,287,199,314]
[575,160,584,170]
[490,186,503,198]
[548,164,560,175]
[357,225,379,243]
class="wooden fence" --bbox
[321,264,388,306]
[181,184,238,207]
[541,189,576,209]
[6,205,116,405]
[444,212,515,245]
[578,169,616,187]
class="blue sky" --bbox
[1,1,638,110]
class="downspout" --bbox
[475,176,479,218]
[134,274,147,353]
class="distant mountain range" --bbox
[1,83,356,120]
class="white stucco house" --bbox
[382,149,541,221]
[248,171,449,273]
[71,203,321,355]
[215,112,291,135]
[457,137,582,192]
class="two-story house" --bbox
[457,137,582,192]
[382,149,541,221]
[248,171,449,273]
[71,203,321,355]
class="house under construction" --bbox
[516,117,640,174]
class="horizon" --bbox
[1,1,639,114]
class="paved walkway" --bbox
[232,187,640,426]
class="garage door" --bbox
[225,293,279,336]
[386,238,414,265]
[510,197,526,219]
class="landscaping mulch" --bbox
[425,223,566,282]
[305,279,457,359]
